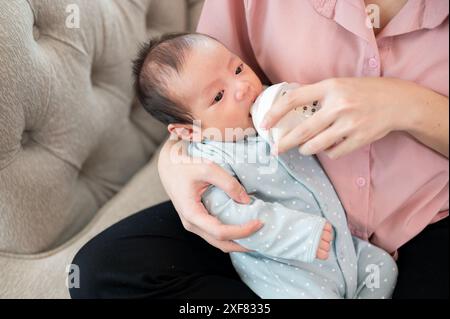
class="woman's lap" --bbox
[393,217,448,299]
[69,201,259,299]
[69,200,448,299]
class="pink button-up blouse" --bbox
[197,0,449,253]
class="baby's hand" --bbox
[316,222,333,260]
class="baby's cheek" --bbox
[228,114,244,128]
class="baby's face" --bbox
[172,40,263,141]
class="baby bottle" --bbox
[251,82,321,146]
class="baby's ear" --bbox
[167,123,195,141]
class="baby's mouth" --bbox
[248,96,257,118]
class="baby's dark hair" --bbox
[132,32,216,125]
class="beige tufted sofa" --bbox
[0,0,204,298]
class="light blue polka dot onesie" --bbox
[187,83,398,299]
[188,138,397,299]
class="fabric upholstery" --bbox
[0,0,203,298]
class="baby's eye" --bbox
[235,63,244,75]
[213,90,224,104]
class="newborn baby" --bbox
[132,32,398,299]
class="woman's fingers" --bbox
[178,200,261,252]
[203,161,251,204]
[185,202,264,241]
[205,238,251,253]
[324,134,366,159]
[173,161,262,252]
[262,82,325,129]
[274,110,336,154]
[185,221,252,253]
[298,122,349,156]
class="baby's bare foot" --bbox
[316,222,333,260]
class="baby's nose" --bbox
[235,83,250,101]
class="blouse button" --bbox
[356,177,367,187]
[368,57,378,69]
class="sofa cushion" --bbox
[0,151,169,298]
[0,0,200,254]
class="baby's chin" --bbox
[223,121,257,142]
[202,117,257,142]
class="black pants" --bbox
[69,201,448,299]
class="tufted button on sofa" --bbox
[0,0,204,298]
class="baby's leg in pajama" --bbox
[353,238,398,299]
[232,253,342,299]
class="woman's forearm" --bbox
[158,138,174,171]
[403,85,449,158]
[158,137,187,191]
